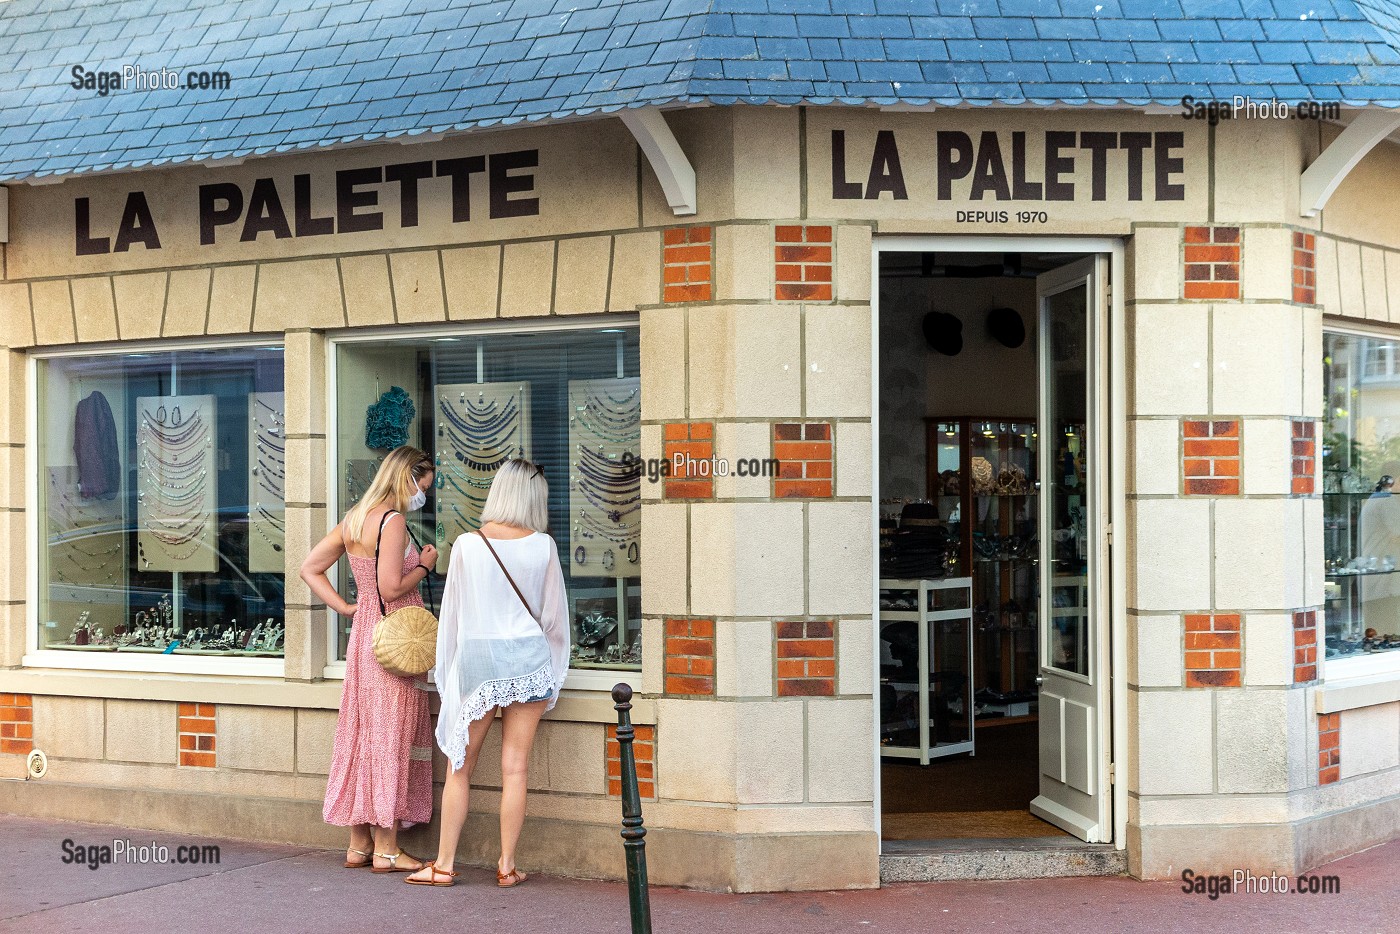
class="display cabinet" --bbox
[924,418,1039,721]
[879,577,975,762]
[1322,490,1400,659]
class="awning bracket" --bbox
[1299,109,1400,217]
[620,107,696,217]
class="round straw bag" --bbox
[373,605,438,678]
[366,511,438,678]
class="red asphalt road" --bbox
[0,815,1394,934]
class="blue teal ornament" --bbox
[365,387,416,450]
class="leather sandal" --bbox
[372,850,423,874]
[405,860,458,887]
[344,846,372,869]
[497,868,527,888]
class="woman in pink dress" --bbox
[300,445,438,873]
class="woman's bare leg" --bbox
[347,824,373,864]
[407,708,495,879]
[497,700,547,877]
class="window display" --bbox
[334,327,641,670]
[37,347,287,658]
[1322,331,1400,665]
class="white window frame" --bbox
[1322,320,1400,683]
[323,316,644,693]
[24,336,288,677]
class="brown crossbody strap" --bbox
[476,532,540,623]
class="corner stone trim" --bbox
[1318,714,1341,785]
[1182,419,1240,496]
[662,225,713,303]
[773,422,834,499]
[606,723,655,799]
[1184,614,1242,688]
[0,693,34,755]
[664,618,715,696]
[1183,225,1241,300]
[178,703,217,768]
[776,620,837,696]
[775,225,833,302]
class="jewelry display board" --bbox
[568,377,640,578]
[434,381,531,571]
[248,392,285,573]
[136,395,217,573]
[45,466,127,641]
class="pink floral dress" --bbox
[322,526,434,828]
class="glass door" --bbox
[1030,256,1112,842]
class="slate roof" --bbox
[2,0,1400,182]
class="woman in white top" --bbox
[406,458,570,888]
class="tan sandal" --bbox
[344,846,372,869]
[405,860,458,887]
[372,850,424,874]
[497,868,527,888]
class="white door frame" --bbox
[869,235,1127,853]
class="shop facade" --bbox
[1,102,1399,891]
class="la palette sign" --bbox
[72,148,540,256]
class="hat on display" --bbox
[922,310,963,356]
[987,306,1026,348]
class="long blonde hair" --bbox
[480,458,549,532]
[344,445,434,544]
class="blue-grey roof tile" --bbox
[2,0,1399,182]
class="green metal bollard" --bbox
[612,682,653,934]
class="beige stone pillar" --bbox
[283,329,329,682]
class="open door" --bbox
[1030,256,1112,842]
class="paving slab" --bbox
[0,815,1394,934]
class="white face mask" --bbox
[407,488,427,512]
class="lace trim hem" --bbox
[445,665,558,772]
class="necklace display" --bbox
[248,392,286,573]
[47,470,122,586]
[136,395,218,572]
[568,378,641,579]
[433,382,531,561]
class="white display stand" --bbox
[879,576,975,764]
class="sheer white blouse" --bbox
[431,531,571,771]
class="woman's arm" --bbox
[298,524,357,617]
[376,512,431,602]
[538,541,572,692]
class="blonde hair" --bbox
[480,458,549,533]
[344,445,434,544]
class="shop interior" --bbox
[877,249,1090,841]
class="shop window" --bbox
[333,326,641,672]
[1322,330,1400,674]
[35,347,287,659]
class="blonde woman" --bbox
[301,445,438,873]
[406,458,570,888]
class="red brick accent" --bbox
[664,619,715,696]
[773,422,834,499]
[776,620,836,696]
[1183,614,1242,688]
[1293,609,1319,683]
[775,225,833,301]
[1292,420,1316,495]
[1183,226,1241,300]
[662,421,714,499]
[1318,713,1340,785]
[1292,231,1316,304]
[0,693,34,755]
[663,225,713,303]
[606,724,655,799]
[177,702,217,768]
[1182,419,1241,495]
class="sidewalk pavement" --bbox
[0,815,1393,934]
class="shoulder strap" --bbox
[372,510,397,617]
[476,532,539,623]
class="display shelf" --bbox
[879,576,974,764]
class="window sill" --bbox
[1315,671,1400,714]
[22,650,285,678]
